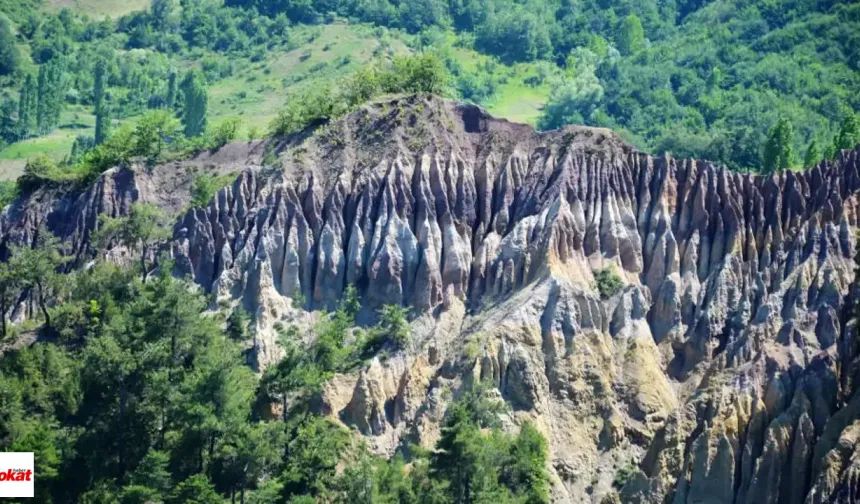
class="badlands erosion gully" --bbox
[3,96,860,503]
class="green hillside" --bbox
[43,0,152,19]
[0,0,857,186]
[0,22,413,179]
[0,99,103,176]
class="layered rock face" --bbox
[3,95,860,503]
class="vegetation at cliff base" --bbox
[0,229,550,503]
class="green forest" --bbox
[0,0,859,502]
[0,219,550,503]
[0,0,858,187]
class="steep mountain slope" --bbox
[3,95,860,502]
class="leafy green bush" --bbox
[269,53,450,137]
[384,53,449,95]
[378,305,410,348]
[613,459,638,489]
[17,155,71,192]
[18,156,52,191]
[131,110,182,164]
[76,111,181,183]
[207,117,243,149]
[190,172,237,208]
[291,291,307,309]
[594,267,623,299]
[227,306,251,341]
[270,85,340,136]
[359,304,411,356]
[77,124,138,180]
[464,332,487,360]
[0,180,16,206]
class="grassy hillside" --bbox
[207,24,410,134]
[0,16,555,181]
[1,0,856,186]
[0,106,94,179]
[0,23,412,178]
[212,0,859,173]
[42,0,151,19]
[444,46,553,125]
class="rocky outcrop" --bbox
[0,141,265,263]
[4,95,860,502]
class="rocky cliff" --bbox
[3,95,860,503]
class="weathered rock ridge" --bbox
[3,95,860,503]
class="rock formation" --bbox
[3,95,860,502]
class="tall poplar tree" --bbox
[36,59,65,135]
[0,98,16,145]
[165,68,178,110]
[36,66,46,134]
[0,15,19,76]
[616,14,645,55]
[93,58,110,145]
[834,115,860,151]
[762,117,795,174]
[18,74,36,139]
[803,139,821,167]
[180,70,207,138]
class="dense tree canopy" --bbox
[0,244,550,503]
[1,0,858,176]
[0,15,20,76]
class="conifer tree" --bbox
[180,70,207,137]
